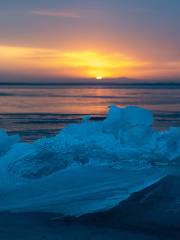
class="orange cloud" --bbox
[0,45,180,79]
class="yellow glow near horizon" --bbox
[1,45,179,79]
[96,76,103,80]
[0,46,149,78]
[54,50,149,78]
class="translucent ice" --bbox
[0,105,179,216]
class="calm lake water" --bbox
[0,83,179,141]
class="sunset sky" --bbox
[0,0,180,82]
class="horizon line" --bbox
[0,81,179,86]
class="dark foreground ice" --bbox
[0,175,180,239]
[0,177,179,240]
[0,212,175,240]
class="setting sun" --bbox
[96,76,103,80]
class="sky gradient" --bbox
[0,0,180,82]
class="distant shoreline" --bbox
[0,82,179,87]
[0,82,179,90]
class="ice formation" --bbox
[0,105,179,216]
[0,129,20,157]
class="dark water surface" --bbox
[0,83,179,141]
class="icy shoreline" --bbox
[0,105,179,216]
